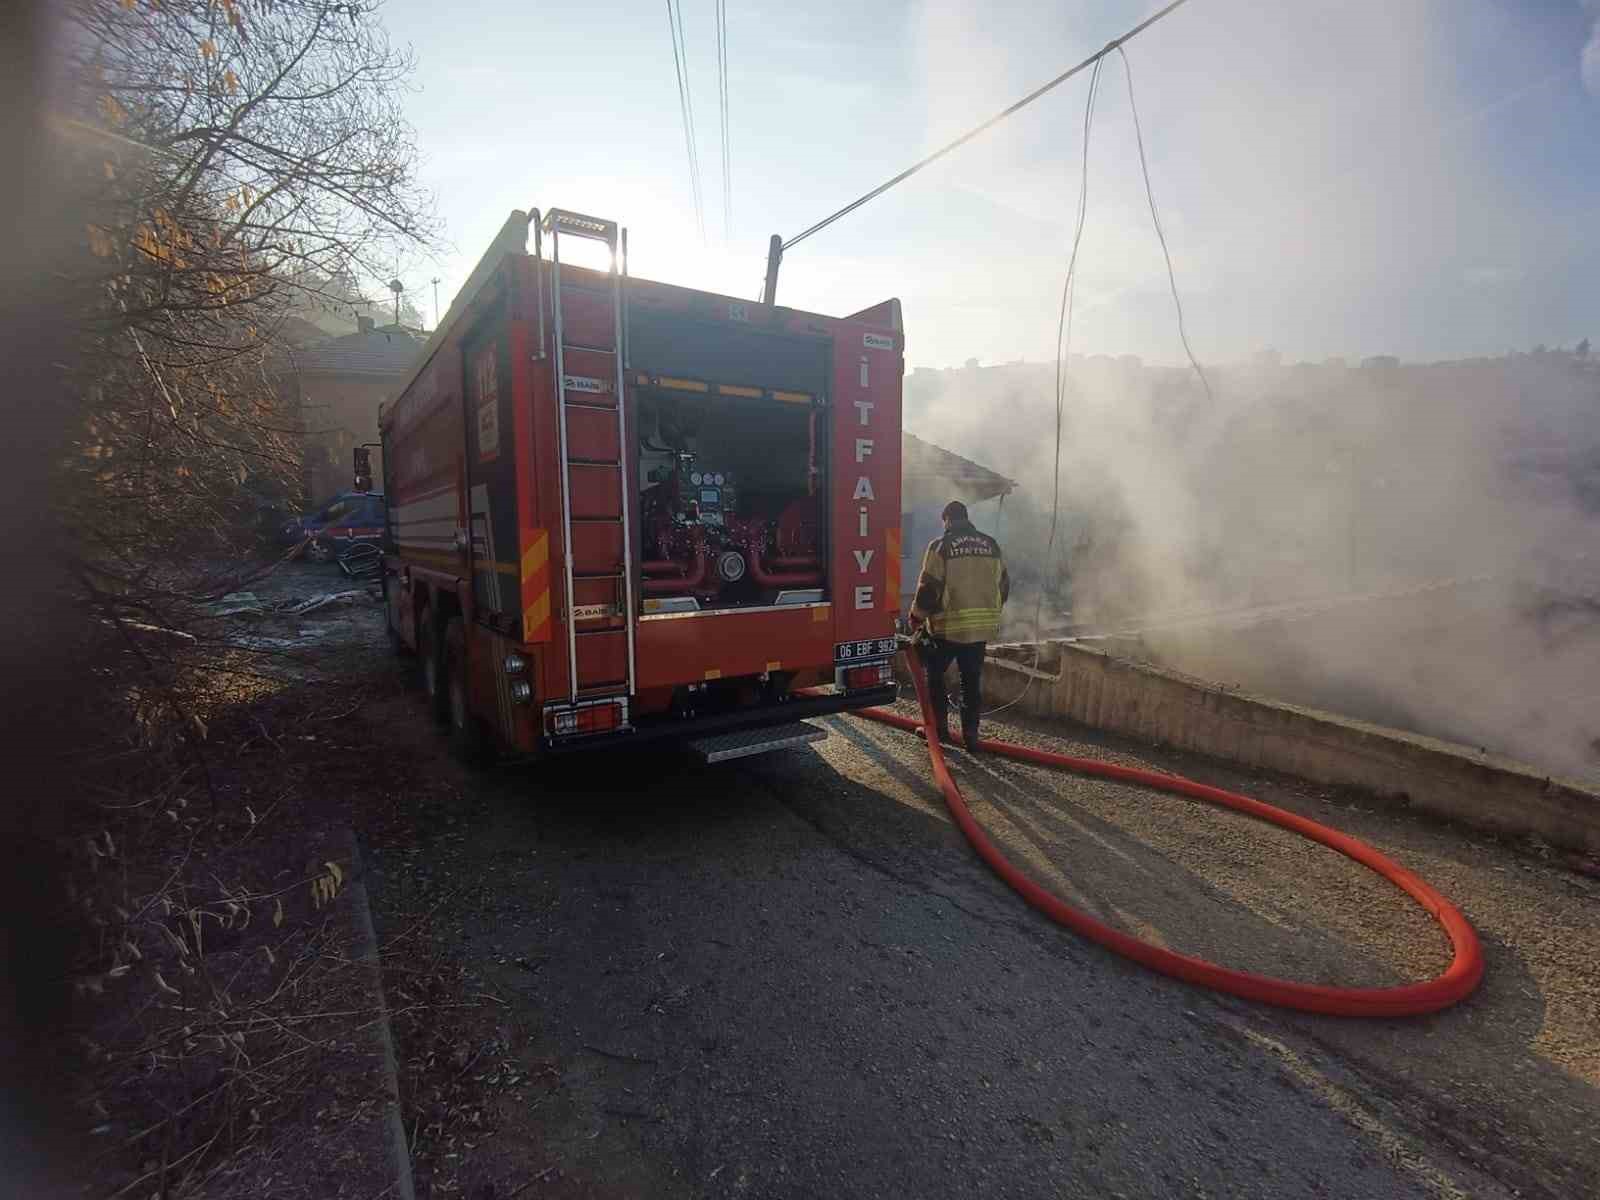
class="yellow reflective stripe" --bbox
[521,528,551,643]
[520,530,549,581]
[934,611,1001,632]
[522,589,551,643]
[657,376,709,393]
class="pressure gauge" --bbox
[714,473,725,485]
[690,472,703,485]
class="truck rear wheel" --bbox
[419,604,449,725]
[445,617,491,765]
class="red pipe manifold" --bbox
[641,549,710,594]
[746,549,823,589]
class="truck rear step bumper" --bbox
[542,685,897,755]
[687,721,827,763]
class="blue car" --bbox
[280,491,386,562]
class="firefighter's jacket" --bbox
[911,520,1010,643]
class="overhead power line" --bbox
[779,0,1194,253]
[716,0,731,240]
[666,0,705,240]
[675,0,706,235]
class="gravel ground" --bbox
[350,654,1600,1200]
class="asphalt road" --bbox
[363,687,1600,1199]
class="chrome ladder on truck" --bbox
[542,209,637,715]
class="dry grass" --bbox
[59,587,439,1197]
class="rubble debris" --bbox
[285,590,368,616]
[204,591,267,617]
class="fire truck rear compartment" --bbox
[637,389,826,611]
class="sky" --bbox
[379,0,1600,369]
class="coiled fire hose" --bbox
[849,645,1484,1017]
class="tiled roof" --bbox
[294,328,423,376]
[903,431,1017,502]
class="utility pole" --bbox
[431,277,441,331]
[761,234,782,306]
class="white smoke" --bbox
[905,352,1600,782]
[884,1,1600,780]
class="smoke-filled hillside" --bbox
[905,350,1600,781]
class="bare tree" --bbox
[60,0,436,608]
[38,5,436,1191]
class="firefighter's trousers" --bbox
[924,638,986,735]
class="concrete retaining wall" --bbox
[963,641,1600,855]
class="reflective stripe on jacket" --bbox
[910,520,1010,643]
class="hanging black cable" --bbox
[1118,45,1213,404]
[1047,56,1103,568]
[974,53,1107,721]
[778,0,1193,254]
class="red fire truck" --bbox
[378,208,903,761]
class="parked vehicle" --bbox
[281,491,386,562]
[377,207,903,761]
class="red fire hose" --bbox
[850,647,1484,1017]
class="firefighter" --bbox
[910,499,1010,752]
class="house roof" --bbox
[902,431,1017,503]
[294,327,423,377]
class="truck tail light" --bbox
[842,662,894,691]
[545,699,628,738]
